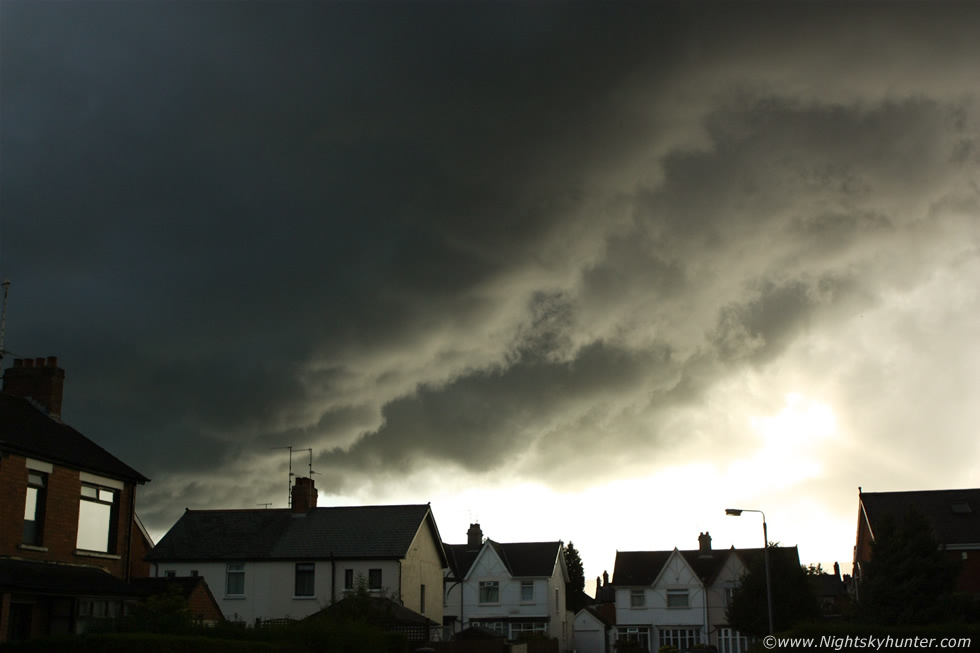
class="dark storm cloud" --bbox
[2,1,979,537]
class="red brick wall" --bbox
[187,585,224,623]
[0,453,135,580]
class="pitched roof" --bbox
[860,488,980,547]
[612,546,797,587]
[444,540,564,579]
[147,504,447,564]
[0,558,140,597]
[0,393,148,483]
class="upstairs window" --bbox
[520,580,534,603]
[630,589,645,607]
[295,563,315,597]
[479,581,499,604]
[344,569,354,590]
[77,484,118,553]
[24,472,47,545]
[667,588,690,608]
[226,563,245,596]
[368,568,382,591]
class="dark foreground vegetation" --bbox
[0,621,413,653]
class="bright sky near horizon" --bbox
[2,1,978,596]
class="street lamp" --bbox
[726,508,774,635]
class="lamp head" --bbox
[725,508,743,516]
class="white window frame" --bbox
[294,562,315,598]
[666,588,689,608]
[479,580,500,604]
[630,589,645,607]
[520,580,534,603]
[659,627,700,650]
[226,563,246,597]
[76,483,118,553]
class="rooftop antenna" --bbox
[270,445,295,507]
[302,447,318,478]
[0,279,10,366]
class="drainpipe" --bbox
[125,484,136,582]
[330,552,336,605]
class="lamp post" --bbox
[726,508,774,635]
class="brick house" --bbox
[853,487,980,598]
[0,357,150,641]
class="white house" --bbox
[146,478,448,632]
[612,532,781,652]
[444,524,571,649]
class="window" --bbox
[724,587,735,606]
[719,627,755,653]
[618,627,651,652]
[511,622,548,638]
[475,621,506,636]
[368,568,382,590]
[226,563,245,596]
[666,588,689,608]
[76,484,118,553]
[344,569,354,590]
[295,563,315,597]
[630,589,645,607]
[165,570,176,579]
[479,581,499,604]
[659,627,699,649]
[520,580,534,603]
[420,584,426,615]
[23,472,47,545]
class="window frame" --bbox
[76,483,119,553]
[294,562,315,598]
[520,580,534,603]
[23,471,47,545]
[630,589,645,608]
[368,568,382,591]
[666,588,690,608]
[479,580,500,604]
[344,569,354,590]
[226,563,246,597]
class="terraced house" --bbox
[147,477,448,633]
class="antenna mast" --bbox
[270,445,295,507]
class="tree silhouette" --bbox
[726,544,821,635]
[564,541,585,594]
[858,508,964,625]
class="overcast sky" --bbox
[2,1,978,590]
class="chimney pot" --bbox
[2,356,65,419]
[698,531,712,556]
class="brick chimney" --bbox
[698,531,712,557]
[2,357,65,419]
[291,477,318,514]
[466,523,483,551]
